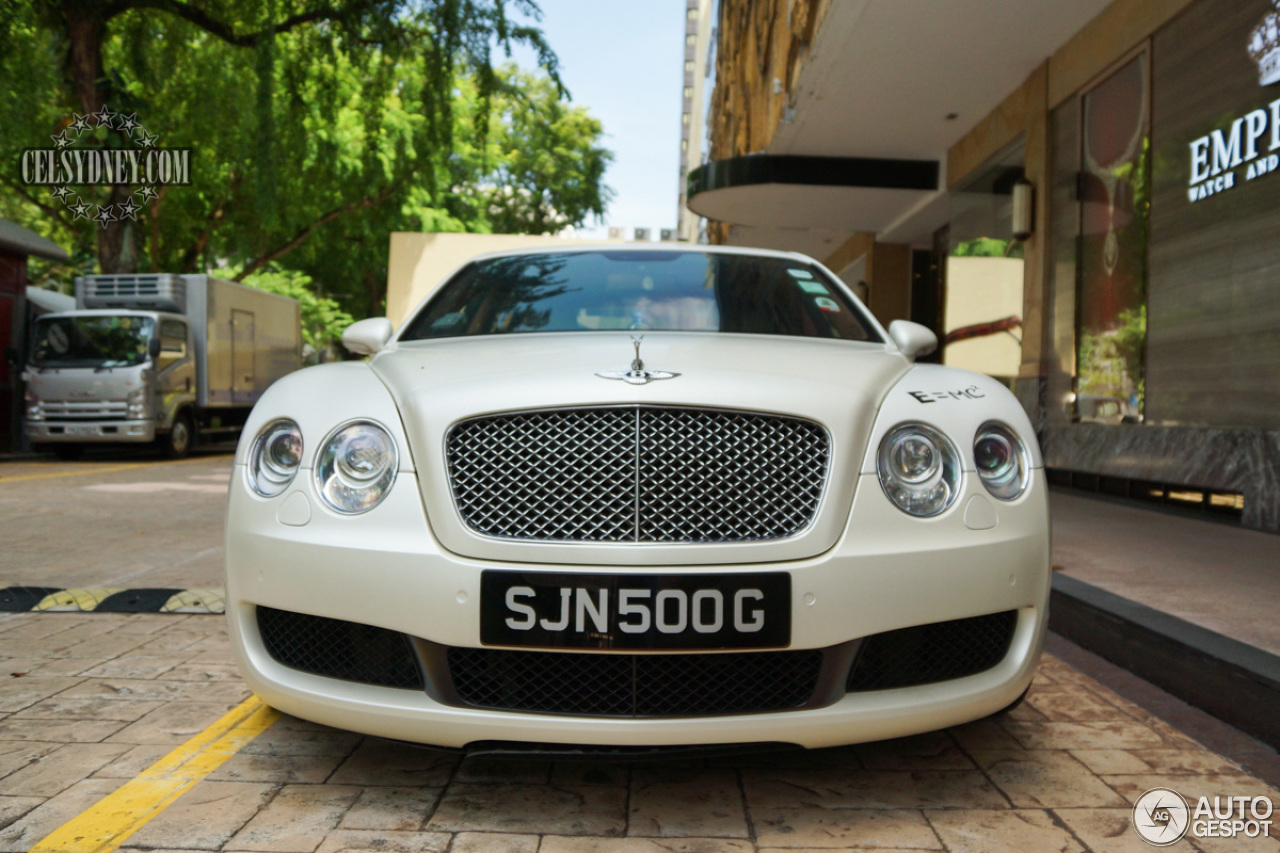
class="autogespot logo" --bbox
[1133,787,1275,845]
[18,110,192,228]
[1133,787,1190,846]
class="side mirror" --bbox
[888,320,938,362]
[148,336,162,359]
[342,317,395,356]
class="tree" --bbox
[2,0,563,274]
[2,1,614,319]
[472,67,613,235]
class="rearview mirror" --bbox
[888,320,938,362]
[148,336,162,359]
[342,317,395,356]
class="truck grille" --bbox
[39,401,129,420]
[445,406,830,543]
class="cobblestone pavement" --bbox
[1,611,1278,852]
[3,458,1279,852]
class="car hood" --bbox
[369,331,910,565]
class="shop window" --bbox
[942,139,1026,385]
[1075,53,1149,424]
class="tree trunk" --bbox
[63,1,137,274]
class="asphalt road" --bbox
[0,455,1277,852]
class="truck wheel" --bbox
[53,444,84,461]
[163,412,194,459]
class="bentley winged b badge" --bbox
[596,335,680,385]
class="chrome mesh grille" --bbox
[446,406,829,543]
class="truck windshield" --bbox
[399,251,881,342]
[30,315,155,368]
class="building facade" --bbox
[689,0,1280,533]
[0,220,70,453]
[676,0,716,243]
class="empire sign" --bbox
[1187,100,1280,202]
[1188,0,1280,202]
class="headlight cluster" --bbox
[247,419,399,513]
[877,424,962,516]
[973,421,1030,500]
[876,420,1030,515]
[24,388,41,421]
[314,421,398,514]
[127,388,147,419]
[248,420,303,497]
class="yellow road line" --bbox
[30,696,279,853]
[0,454,231,484]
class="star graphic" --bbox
[50,186,74,203]
[115,197,141,220]
[93,106,116,128]
[51,131,71,150]
[68,113,92,134]
[115,112,141,135]
[134,185,160,203]
[69,198,91,220]
[134,129,158,149]
[93,205,117,225]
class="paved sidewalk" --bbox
[1050,489,1280,657]
[2,612,1278,852]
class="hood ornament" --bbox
[596,335,680,385]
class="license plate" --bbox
[480,571,790,650]
[64,426,97,437]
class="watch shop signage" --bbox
[1187,0,1280,202]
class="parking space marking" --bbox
[29,695,279,853]
[0,454,232,484]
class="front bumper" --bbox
[26,420,156,443]
[225,468,1050,749]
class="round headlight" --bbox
[248,419,303,497]
[314,421,398,514]
[877,424,961,517]
[974,421,1029,500]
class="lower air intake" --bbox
[447,647,824,717]
[256,606,423,689]
[846,610,1018,692]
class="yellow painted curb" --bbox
[30,696,279,853]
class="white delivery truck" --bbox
[23,273,301,459]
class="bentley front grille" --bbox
[445,406,830,543]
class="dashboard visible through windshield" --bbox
[399,251,880,342]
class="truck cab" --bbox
[23,273,300,459]
[24,309,195,457]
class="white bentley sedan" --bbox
[225,246,1049,750]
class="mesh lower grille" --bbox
[446,406,829,543]
[846,611,1018,692]
[257,607,423,689]
[447,647,824,716]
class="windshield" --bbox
[399,251,880,342]
[30,315,156,368]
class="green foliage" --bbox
[217,265,354,353]
[951,236,1023,259]
[1,0,612,320]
